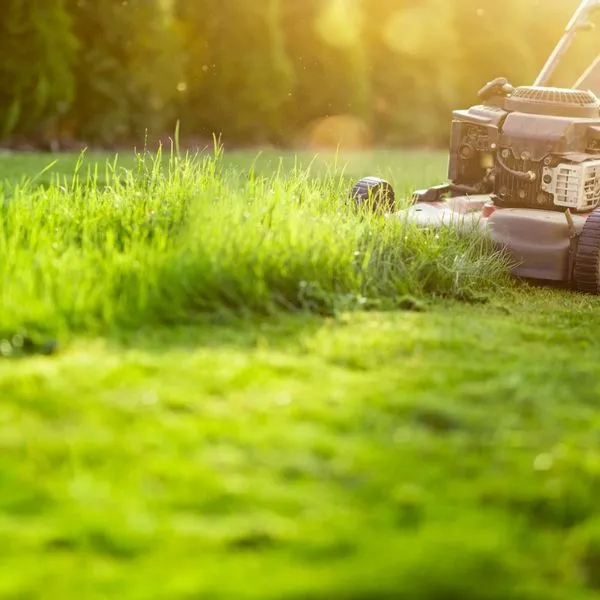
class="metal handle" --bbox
[534,0,600,87]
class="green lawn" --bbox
[2,148,600,599]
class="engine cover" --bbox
[505,86,600,118]
[448,85,600,213]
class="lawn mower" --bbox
[351,0,600,292]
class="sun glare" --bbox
[315,0,362,49]
[382,5,448,56]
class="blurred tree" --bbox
[281,0,370,139]
[174,0,294,144]
[451,0,540,108]
[0,0,598,148]
[364,0,461,146]
[0,0,77,141]
[64,0,181,145]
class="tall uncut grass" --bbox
[0,145,511,336]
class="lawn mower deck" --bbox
[397,193,589,283]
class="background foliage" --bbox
[0,0,596,148]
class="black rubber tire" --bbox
[350,177,395,213]
[573,208,600,294]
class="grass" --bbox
[2,146,600,599]
[0,145,505,337]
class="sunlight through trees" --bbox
[0,0,595,147]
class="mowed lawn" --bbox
[2,148,600,599]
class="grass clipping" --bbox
[0,147,511,334]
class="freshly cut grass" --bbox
[0,146,510,337]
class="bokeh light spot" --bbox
[315,0,362,49]
[383,9,429,56]
[301,115,372,150]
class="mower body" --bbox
[395,82,600,286]
[351,0,600,292]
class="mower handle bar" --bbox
[535,0,600,88]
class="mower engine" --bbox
[451,79,600,213]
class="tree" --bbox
[0,0,77,140]
[65,0,181,145]
[1,0,598,148]
[174,0,294,144]
[364,0,461,146]
[281,0,370,143]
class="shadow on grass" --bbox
[107,312,329,354]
